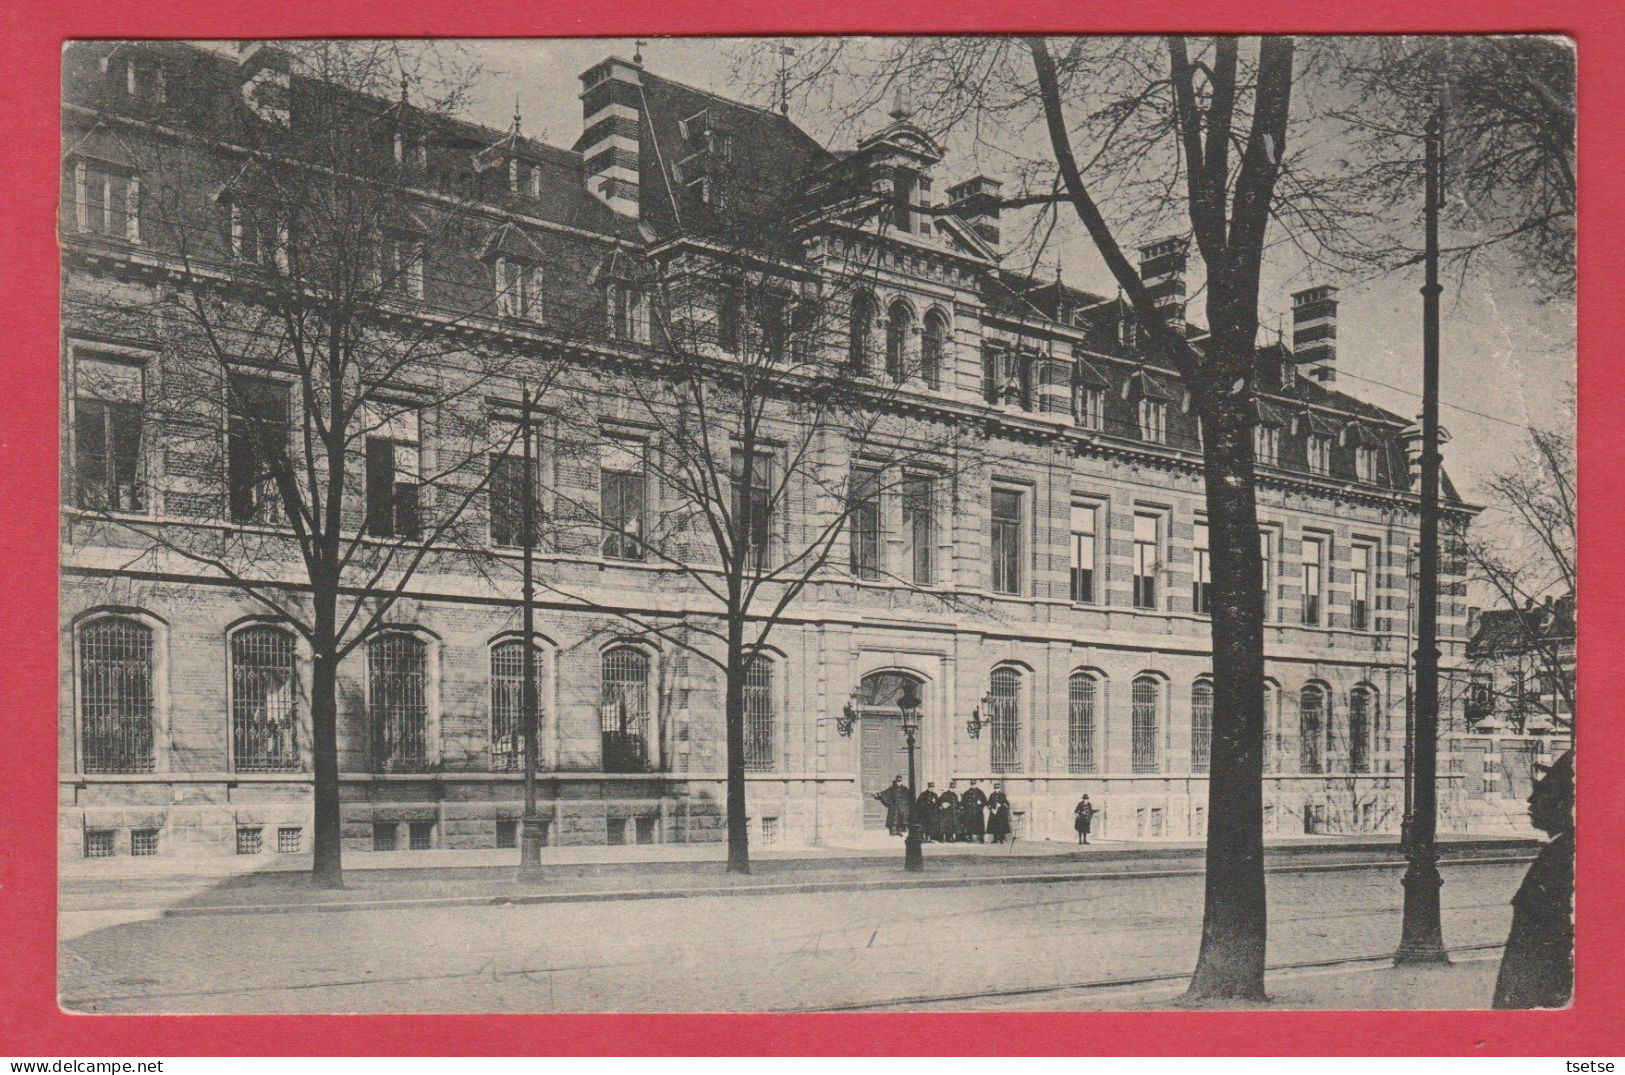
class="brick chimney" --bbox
[1138,237,1187,331]
[946,176,1003,252]
[578,57,643,217]
[1291,285,1339,385]
[237,42,292,127]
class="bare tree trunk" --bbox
[310,604,344,888]
[723,623,751,875]
[1187,392,1268,1000]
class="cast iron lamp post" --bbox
[898,681,925,873]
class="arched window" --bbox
[1131,674,1161,773]
[1299,683,1327,774]
[79,616,155,773]
[602,646,652,772]
[1263,679,1283,773]
[1348,685,1375,773]
[743,655,776,772]
[369,632,428,772]
[988,666,1022,774]
[490,639,545,772]
[1191,678,1214,774]
[848,291,875,371]
[885,301,912,381]
[230,625,299,772]
[1068,671,1098,773]
[921,310,947,389]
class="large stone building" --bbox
[59,40,1479,862]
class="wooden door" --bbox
[860,715,908,828]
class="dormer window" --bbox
[891,169,917,233]
[1281,360,1297,389]
[104,52,165,104]
[73,160,141,243]
[380,232,425,299]
[222,196,289,271]
[1255,424,1280,466]
[495,257,542,321]
[607,282,650,344]
[393,128,428,171]
[1138,397,1168,444]
[1355,444,1377,483]
[1307,433,1332,475]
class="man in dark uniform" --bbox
[916,782,940,842]
[1493,749,1573,1009]
[986,782,1012,843]
[873,774,909,836]
[937,780,963,842]
[960,780,988,843]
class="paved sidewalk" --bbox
[59,833,1538,925]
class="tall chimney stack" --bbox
[1138,237,1187,332]
[578,57,643,217]
[1291,285,1339,385]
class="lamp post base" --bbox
[903,826,925,872]
[1394,852,1449,965]
[517,814,547,880]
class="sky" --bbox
[442,36,1574,516]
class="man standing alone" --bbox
[873,774,909,837]
[1493,750,1573,1009]
[961,780,988,843]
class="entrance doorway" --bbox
[858,671,925,829]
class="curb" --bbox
[153,851,1537,921]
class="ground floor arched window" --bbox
[369,632,428,772]
[743,655,776,772]
[602,646,653,771]
[1190,678,1213,774]
[79,616,156,773]
[988,666,1022,774]
[231,624,299,772]
[1068,672,1098,773]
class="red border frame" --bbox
[2,0,1620,1055]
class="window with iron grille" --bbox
[1070,504,1096,604]
[600,440,646,561]
[408,821,434,850]
[363,407,420,539]
[1300,684,1326,773]
[495,819,518,848]
[131,829,159,856]
[731,449,773,572]
[372,822,397,851]
[1131,675,1161,773]
[902,475,933,585]
[73,355,145,513]
[490,639,544,772]
[1301,536,1325,625]
[635,816,657,844]
[236,827,263,855]
[606,817,628,845]
[848,469,882,580]
[277,827,302,853]
[1133,513,1160,610]
[1192,523,1212,615]
[1349,686,1374,773]
[1350,543,1373,630]
[988,666,1022,774]
[78,616,155,773]
[990,488,1023,595]
[761,816,780,846]
[601,646,652,771]
[230,625,299,772]
[84,830,115,858]
[1190,679,1213,773]
[1264,681,1284,773]
[1068,672,1098,773]
[921,311,947,389]
[368,632,428,772]
[227,377,289,525]
[743,655,776,772]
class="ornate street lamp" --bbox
[965,691,994,739]
[898,680,925,873]
[836,693,860,738]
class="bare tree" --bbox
[66,41,561,887]
[522,203,980,873]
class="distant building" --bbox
[59,40,1480,862]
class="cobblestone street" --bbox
[59,858,1523,1013]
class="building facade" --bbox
[59,41,1479,862]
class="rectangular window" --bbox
[1355,445,1377,483]
[226,201,288,269]
[990,488,1024,595]
[381,233,424,298]
[1133,513,1160,610]
[1351,542,1373,630]
[1260,529,1275,622]
[606,817,629,845]
[902,475,934,585]
[408,821,434,850]
[1254,425,1280,466]
[731,449,773,572]
[1075,386,1104,431]
[848,468,882,580]
[1301,535,1325,626]
[372,822,398,851]
[891,170,915,233]
[496,257,541,320]
[717,283,742,352]
[489,450,540,549]
[227,377,289,525]
[1069,503,1097,604]
[75,161,140,241]
[84,830,116,858]
[130,829,159,857]
[600,439,646,561]
[277,827,302,854]
[236,827,263,855]
[609,284,651,343]
[74,355,145,513]
[495,819,518,849]
[1307,434,1332,475]
[1192,522,1212,616]
[1139,398,1168,444]
[637,816,658,844]
[364,406,420,539]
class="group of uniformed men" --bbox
[873,776,1012,843]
